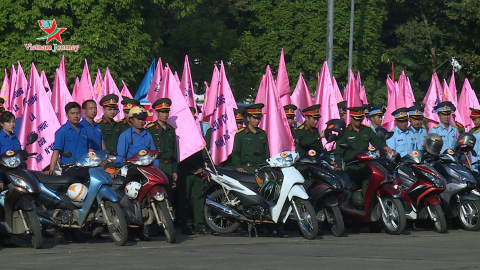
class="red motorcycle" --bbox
[112,149,176,243]
[337,144,406,235]
[393,150,447,233]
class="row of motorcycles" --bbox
[200,120,480,239]
[0,134,176,249]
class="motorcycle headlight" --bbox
[381,173,395,185]
[82,156,102,167]
[132,154,155,166]
[366,150,381,159]
[9,175,33,192]
[277,154,294,167]
[420,170,445,188]
[3,156,21,168]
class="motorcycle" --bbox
[112,149,176,243]
[201,151,319,240]
[0,133,43,249]
[394,150,447,233]
[337,143,407,235]
[34,150,129,245]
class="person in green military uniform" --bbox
[96,94,122,152]
[284,104,299,135]
[338,101,347,122]
[117,97,141,134]
[232,104,269,174]
[177,107,208,235]
[334,106,392,205]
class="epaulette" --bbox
[363,124,370,127]
[390,128,396,132]
[167,124,175,130]
[96,118,103,124]
[146,122,155,129]
[298,124,305,130]
[455,121,464,128]
[115,119,123,123]
[474,129,480,134]
[236,128,245,134]
[433,124,440,129]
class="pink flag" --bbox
[72,60,94,105]
[332,76,343,103]
[7,65,17,111]
[158,66,205,162]
[314,62,340,148]
[72,77,80,97]
[51,68,73,124]
[201,81,211,124]
[145,58,164,104]
[344,70,363,124]
[444,72,464,126]
[11,62,28,118]
[203,65,220,121]
[120,80,133,99]
[276,48,292,106]
[1,69,9,104]
[396,71,415,108]
[291,72,313,124]
[457,78,480,132]
[405,77,415,107]
[255,75,267,105]
[18,63,61,171]
[382,76,397,131]
[423,73,443,130]
[256,66,294,156]
[102,68,125,121]
[40,71,51,93]
[93,70,104,121]
[206,62,238,165]
[58,55,67,86]
[356,71,368,105]
[179,55,196,110]
[174,71,181,85]
[448,71,458,104]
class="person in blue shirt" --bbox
[368,104,385,133]
[79,100,105,151]
[115,106,158,167]
[0,111,21,191]
[407,103,428,150]
[45,102,91,183]
[429,101,459,153]
[386,108,414,157]
[468,109,480,172]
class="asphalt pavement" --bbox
[1,226,480,270]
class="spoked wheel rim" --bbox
[381,198,400,231]
[105,204,123,241]
[429,206,442,231]
[460,201,480,229]
[207,194,237,230]
[295,200,315,237]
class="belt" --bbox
[160,159,173,164]
[242,163,256,167]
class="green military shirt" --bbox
[469,127,480,134]
[117,118,131,135]
[96,116,121,151]
[294,123,331,162]
[231,126,270,169]
[334,124,385,165]
[145,121,178,173]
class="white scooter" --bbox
[201,151,319,240]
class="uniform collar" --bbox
[81,118,96,127]
[301,121,316,132]
[348,124,365,132]
[439,123,454,132]
[129,126,147,137]
[246,125,262,134]
[66,121,81,131]
[0,129,14,139]
[408,125,424,132]
[395,126,409,134]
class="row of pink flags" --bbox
[1,50,479,171]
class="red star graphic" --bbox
[38,19,67,43]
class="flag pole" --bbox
[204,146,232,204]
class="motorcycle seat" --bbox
[216,167,257,184]
[31,171,73,185]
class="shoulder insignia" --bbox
[433,124,440,129]
[96,119,103,124]
[363,124,370,127]
[146,122,155,129]
[298,124,305,130]
[236,128,245,134]
[390,128,396,132]
[475,129,480,134]
[167,124,175,130]
[115,119,122,123]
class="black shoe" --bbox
[195,229,212,235]
[267,230,289,238]
[182,227,195,235]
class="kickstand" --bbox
[247,223,258,238]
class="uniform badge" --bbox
[5,150,15,156]
[88,152,96,158]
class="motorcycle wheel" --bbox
[204,189,241,234]
[324,205,345,237]
[293,198,318,240]
[103,201,128,246]
[459,200,480,231]
[25,210,43,249]
[428,204,447,233]
[379,197,406,235]
[155,200,176,244]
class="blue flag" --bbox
[134,59,155,100]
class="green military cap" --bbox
[302,104,321,118]
[152,98,172,112]
[470,108,480,119]
[338,101,347,114]
[284,104,297,117]
[348,106,366,120]
[100,94,119,108]
[246,103,264,119]
[234,108,244,121]
[121,97,140,110]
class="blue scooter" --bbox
[35,150,128,246]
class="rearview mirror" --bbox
[385,132,394,141]
[62,152,73,158]
[338,143,353,150]
[27,133,38,145]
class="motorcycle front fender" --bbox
[323,196,338,207]
[377,184,401,198]
[146,186,167,202]
[287,184,309,201]
[96,185,118,203]
[459,193,479,202]
[15,195,35,211]
[424,196,441,206]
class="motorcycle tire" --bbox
[379,197,406,235]
[292,198,318,240]
[155,200,176,244]
[25,210,44,249]
[459,200,480,231]
[428,204,447,233]
[204,189,241,234]
[103,201,128,246]
[325,205,345,237]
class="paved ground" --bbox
[1,226,480,270]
